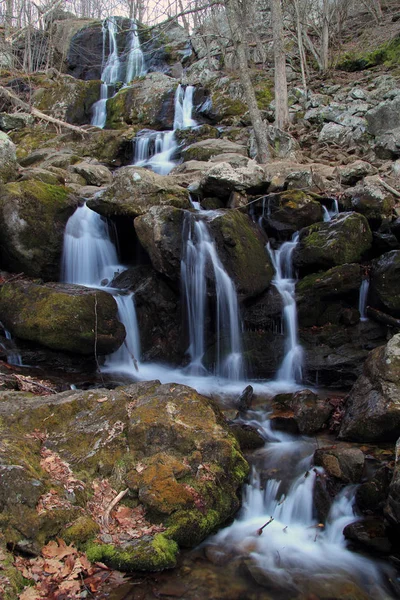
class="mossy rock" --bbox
[181,138,247,162]
[337,35,400,72]
[175,124,220,146]
[10,126,59,161]
[211,90,247,123]
[0,131,17,183]
[0,541,26,598]
[0,280,126,355]
[267,190,324,234]
[63,516,100,547]
[86,534,178,571]
[0,179,78,280]
[88,166,189,218]
[294,212,372,271]
[208,210,274,299]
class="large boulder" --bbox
[0,131,18,182]
[342,180,394,227]
[264,190,324,236]
[0,179,77,280]
[88,167,190,218]
[0,280,125,355]
[200,161,266,199]
[134,206,185,280]
[365,96,400,136]
[371,250,400,315]
[339,334,400,442]
[207,210,273,299]
[271,389,332,435]
[314,446,365,483]
[294,213,372,272]
[0,381,248,569]
[181,139,247,162]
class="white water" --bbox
[322,198,340,222]
[181,213,244,380]
[267,233,303,383]
[133,84,196,175]
[0,322,22,366]
[206,418,393,598]
[359,278,370,322]
[92,17,145,129]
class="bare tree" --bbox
[270,0,289,129]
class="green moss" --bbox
[255,85,273,110]
[0,546,25,599]
[337,35,400,71]
[85,533,178,571]
[211,91,247,121]
[10,127,57,160]
[63,516,100,547]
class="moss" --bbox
[0,546,25,599]
[63,516,100,547]
[85,533,178,571]
[211,91,247,121]
[166,509,221,547]
[337,35,400,71]
[255,85,273,110]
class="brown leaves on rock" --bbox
[15,539,125,600]
[87,479,165,545]
[14,374,56,396]
[36,489,77,515]
[40,447,85,494]
[328,396,346,432]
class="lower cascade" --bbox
[181,211,244,380]
[267,233,303,384]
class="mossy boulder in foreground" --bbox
[0,279,125,355]
[0,381,249,571]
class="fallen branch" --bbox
[366,307,400,329]
[257,517,274,536]
[378,178,400,199]
[0,85,87,136]
[102,488,129,529]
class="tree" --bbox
[270,0,289,129]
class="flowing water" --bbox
[0,322,22,366]
[133,84,197,175]
[92,17,145,129]
[267,233,303,384]
[181,212,244,380]
[322,198,340,222]
[359,277,370,322]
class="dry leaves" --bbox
[15,539,126,600]
[40,448,85,494]
[14,374,56,396]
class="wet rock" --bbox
[134,206,184,281]
[0,179,77,280]
[265,190,323,236]
[314,445,365,483]
[339,334,400,442]
[242,330,285,380]
[386,437,400,529]
[0,279,125,355]
[271,390,332,435]
[200,161,266,199]
[243,287,282,332]
[0,131,18,183]
[356,465,393,513]
[229,423,265,450]
[237,385,254,413]
[182,138,247,162]
[294,213,372,272]
[208,210,273,298]
[371,250,400,314]
[88,166,190,218]
[344,518,392,554]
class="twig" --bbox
[257,517,274,535]
[378,178,400,199]
[102,488,129,529]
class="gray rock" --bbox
[333,160,377,185]
[314,445,365,482]
[0,131,17,183]
[350,88,368,101]
[200,161,266,199]
[0,112,34,131]
[371,250,400,313]
[366,97,400,136]
[318,122,352,145]
[374,127,400,159]
[182,138,247,162]
[72,161,113,186]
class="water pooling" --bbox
[133,84,197,175]
[92,17,145,129]
[267,233,303,384]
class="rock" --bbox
[72,161,113,186]
[0,131,17,183]
[265,190,324,236]
[356,465,393,513]
[333,160,377,185]
[266,126,301,160]
[134,206,185,280]
[386,438,400,528]
[0,112,34,131]
[88,167,190,218]
[0,279,125,355]
[343,180,394,227]
[207,210,273,299]
[263,161,337,195]
[175,124,220,147]
[0,381,248,566]
[371,250,400,314]
[374,127,400,159]
[209,153,250,168]
[242,330,285,379]
[339,334,400,442]
[366,96,400,136]
[271,390,332,435]
[314,446,365,482]
[294,213,372,272]
[229,422,265,450]
[344,518,392,554]
[318,123,352,145]
[236,385,254,413]
[200,161,266,199]
[182,138,247,162]
[106,73,179,129]
[0,179,77,280]
[243,287,283,331]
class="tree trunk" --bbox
[270,0,289,130]
[225,0,270,163]
[321,0,330,72]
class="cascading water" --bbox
[0,322,22,366]
[359,277,370,322]
[133,84,196,175]
[92,17,145,129]
[204,415,394,599]
[181,212,244,380]
[323,197,340,222]
[267,233,303,383]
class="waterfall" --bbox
[267,233,303,383]
[92,17,145,129]
[133,84,197,175]
[61,204,142,369]
[181,212,244,380]
[358,278,369,322]
[0,322,22,366]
